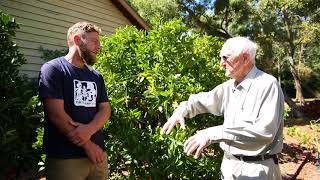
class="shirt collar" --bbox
[234,66,258,91]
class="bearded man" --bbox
[38,22,111,180]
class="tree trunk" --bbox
[287,56,305,105]
[283,90,304,119]
[283,9,305,105]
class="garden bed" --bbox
[280,118,320,179]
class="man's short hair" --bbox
[221,37,258,63]
[67,22,101,46]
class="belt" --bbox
[233,154,279,164]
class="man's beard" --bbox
[79,41,96,66]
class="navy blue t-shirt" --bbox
[38,57,108,158]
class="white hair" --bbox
[221,36,258,63]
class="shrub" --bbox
[0,11,43,179]
[96,19,226,179]
[39,46,68,61]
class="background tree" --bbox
[128,0,180,22]
[176,0,222,38]
[257,0,320,105]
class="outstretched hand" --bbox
[184,129,211,159]
[161,114,186,135]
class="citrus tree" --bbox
[96,19,226,179]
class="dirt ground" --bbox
[280,121,320,180]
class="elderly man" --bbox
[161,37,284,180]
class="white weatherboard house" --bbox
[0,0,150,79]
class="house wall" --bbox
[0,0,132,79]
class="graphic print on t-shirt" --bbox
[74,79,97,107]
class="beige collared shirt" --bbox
[175,66,284,156]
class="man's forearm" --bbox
[87,102,111,134]
[47,109,77,136]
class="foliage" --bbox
[284,105,291,121]
[39,46,68,61]
[96,19,226,179]
[175,0,256,39]
[287,126,298,137]
[0,11,43,178]
[287,124,315,151]
[310,119,320,151]
[255,0,320,103]
[0,11,25,86]
[129,0,180,23]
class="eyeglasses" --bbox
[221,55,231,62]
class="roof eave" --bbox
[111,0,151,30]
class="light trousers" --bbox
[220,153,282,180]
